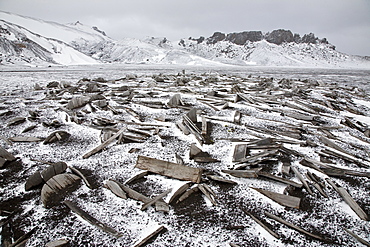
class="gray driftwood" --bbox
[63,200,123,238]
[252,187,301,209]
[83,127,126,159]
[135,155,203,183]
[41,174,81,208]
[258,172,303,188]
[326,178,369,221]
[241,208,279,239]
[222,168,261,178]
[265,211,323,241]
[104,180,127,199]
[133,225,166,247]
[69,166,92,188]
[169,182,192,204]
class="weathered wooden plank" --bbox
[9,136,44,142]
[83,127,126,159]
[222,168,261,178]
[40,162,68,182]
[237,150,278,164]
[233,144,248,162]
[41,174,81,208]
[8,227,37,247]
[241,208,279,239]
[265,211,323,241]
[344,228,370,247]
[176,186,199,204]
[104,180,127,199]
[326,178,369,221]
[169,182,192,204]
[206,175,237,184]
[125,171,149,184]
[133,226,166,247]
[306,171,328,198]
[63,200,123,238]
[291,167,313,195]
[68,166,92,189]
[198,184,216,205]
[136,155,203,183]
[0,146,16,161]
[141,189,172,210]
[233,110,241,124]
[258,172,303,188]
[45,239,69,247]
[252,187,301,209]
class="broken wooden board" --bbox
[265,211,323,241]
[291,166,313,195]
[135,155,203,183]
[198,184,217,205]
[133,225,166,247]
[66,96,91,110]
[41,174,81,208]
[63,200,123,238]
[206,174,237,184]
[115,182,168,212]
[176,186,200,204]
[233,144,248,162]
[252,187,301,209]
[8,136,44,142]
[8,227,37,247]
[83,127,126,159]
[25,162,67,191]
[124,171,149,184]
[104,180,127,199]
[169,182,193,204]
[69,166,92,189]
[43,131,71,144]
[222,168,261,178]
[7,117,26,127]
[0,146,16,162]
[344,228,370,247]
[326,178,369,221]
[258,172,303,188]
[141,189,172,211]
[241,208,279,239]
[45,239,69,247]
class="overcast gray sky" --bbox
[1,0,369,55]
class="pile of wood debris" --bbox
[0,71,369,246]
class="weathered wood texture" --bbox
[252,187,301,209]
[133,226,166,247]
[63,200,123,238]
[265,211,323,241]
[135,155,203,183]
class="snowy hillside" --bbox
[175,30,370,68]
[0,19,98,66]
[0,11,369,68]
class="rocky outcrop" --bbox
[195,29,331,46]
[225,31,263,45]
[206,32,226,44]
[266,29,294,45]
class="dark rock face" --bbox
[266,29,294,45]
[225,31,263,45]
[92,26,106,36]
[206,32,226,44]
[194,29,330,47]
[301,33,317,44]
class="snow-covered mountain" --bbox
[0,11,222,66]
[0,11,369,68]
[174,30,369,68]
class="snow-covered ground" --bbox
[0,65,369,246]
